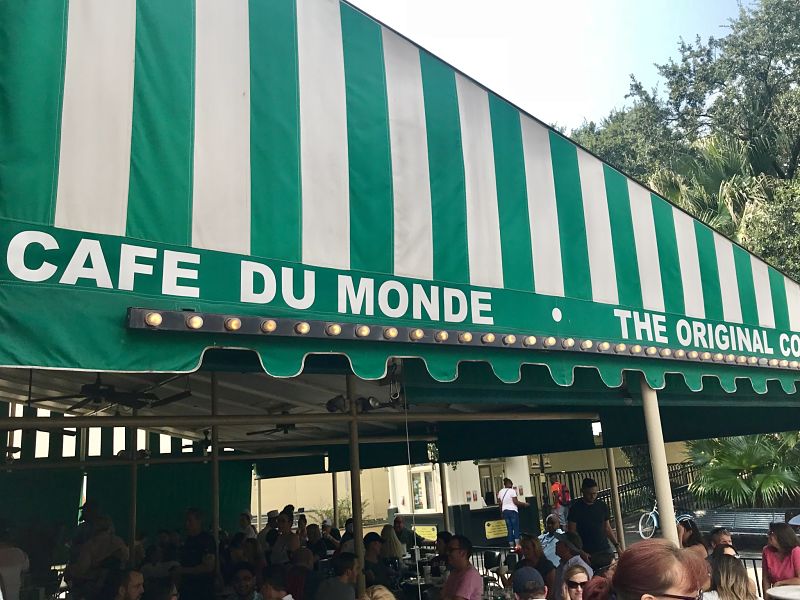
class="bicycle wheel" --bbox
[639,511,657,539]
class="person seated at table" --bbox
[287,548,324,600]
[611,539,707,600]
[708,528,733,554]
[441,534,482,600]
[500,533,556,593]
[540,515,565,567]
[66,515,129,599]
[379,525,404,561]
[762,522,800,591]
[0,521,29,600]
[430,531,452,575]
[262,566,292,600]
[359,585,397,600]
[393,517,423,552]
[513,567,549,600]
[678,518,708,562]
[553,533,592,600]
[709,543,740,563]
[230,562,264,600]
[560,565,590,600]
[704,555,758,600]
[363,533,394,589]
[314,552,358,600]
[305,525,328,561]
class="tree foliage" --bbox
[686,433,800,507]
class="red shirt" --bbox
[763,545,800,585]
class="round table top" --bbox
[767,585,800,600]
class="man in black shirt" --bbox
[393,516,423,550]
[566,478,620,569]
[179,507,216,600]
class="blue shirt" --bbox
[538,529,564,567]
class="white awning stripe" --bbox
[713,233,743,324]
[55,0,136,236]
[672,207,705,319]
[751,256,775,329]
[297,0,350,270]
[628,182,664,312]
[192,0,251,254]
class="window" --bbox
[412,473,424,510]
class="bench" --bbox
[692,508,788,538]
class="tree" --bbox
[686,432,800,507]
[745,179,800,280]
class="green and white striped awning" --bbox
[2,0,800,392]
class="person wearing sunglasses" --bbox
[611,539,707,600]
[562,565,590,600]
[762,522,800,591]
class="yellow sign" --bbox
[484,519,508,540]
[413,525,438,541]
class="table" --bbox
[767,586,800,600]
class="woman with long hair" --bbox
[678,518,708,561]
[762,522,800,591]
[359,585,397,600]
[561,565,590,600]
[704,555,759,600]
[612,539,707,600]
[379,524,404,560]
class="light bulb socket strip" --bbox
[127,308,798,371]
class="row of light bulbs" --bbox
[140,311,796,369]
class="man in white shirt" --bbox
[497,478,529,549]
[0,525,29,600]
[539,514,564,567]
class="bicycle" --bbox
[638,499,695,539]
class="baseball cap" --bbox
[513,567,545,594]
[555,531,583,552]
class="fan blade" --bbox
[246,428,281,436]
[66,397,93,412]
[27,394,84,404]
[150,390,192,408]
[108,392,148,410]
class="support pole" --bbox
[439,461,451,533]
[641,377,679,546]
[332,471,339,528]
[604,447,626,551]
[347,373,365,596]
[128,426,138,567]
[211,373,221,570]
[257,476,263,530]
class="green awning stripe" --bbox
[341,3,394,274]
[249,0,302,263]
[603,166,643,308]
[732,244,759,326]
[549,132,592,301]
[650,194,685,315]
[126,0,194,246]
[420,51,470,285]
[769,268,790,331]
[0,0,66,225]
[488,94,534,292]
[693,222,725,321]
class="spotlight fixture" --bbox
[325,395,347,413]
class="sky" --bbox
[348,0,748,131]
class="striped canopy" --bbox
[2,0,800,392]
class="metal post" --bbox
[641,377,679,546]
[211,373,221,569]
[439,461,451,533]
[332,471,339,528]
[605,447,626,551]
[347,373,365,595]
[257,475,263,530]
[128,426,138,567]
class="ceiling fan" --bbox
[182,430,212,453]
[246,423,296,436]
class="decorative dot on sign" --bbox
[503,334,517,345]
[701,352,712,361]
[224,317,242,331]
[645,346,657,356]
[674,349,686,358]
[383,327,398,340]
[482,333,496,344]
[435,330,449,342]
[598,341,611,351]
[660,348,673,357]
[295,322,311,335]
[736,355,747,364]
[748,356,758,365]
[458,332,473,343]
[758,357,769,366]
[355,325,371,338]
[687,350,699,359]
[562,338,575,349]
[769,358,779,367]
[409,329,425,341]
[780,359,789,368]
[581,340,593,350]
[725,354,736,363]
[144,312,163,327]
[615,343,627,353]
[261,319,277,333]
[326,324,343,336]
[523,336,537,347]
[792,361,800,369]
[630,345,642,354]
[186,315,204,330]
[713,353,724,362]
[544,336,557,347]
[551,308,562,322]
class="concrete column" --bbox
[439,461,451,533]
[128,425,138,566]
[347,373,365,595]
[257,476,263,530]
[604,447,626,551]
[641,377,679,546]
[332,471,339,527]
[211,373,221,568]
